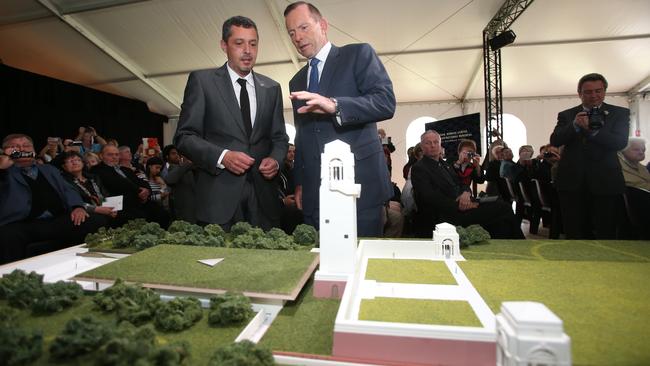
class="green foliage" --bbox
[50,315,114,361]
[208,292,254,326]
[208,340,275,366]
[0,325,43,365]
[160,231,189,245]
[231,234,255,249]
[148,341,191,366]
[86,227,109,247]
[204,224,226,239]
[293,224,318,246]
[155,297,203,332]
[456,224,491,248]
[122,218,149,231]
[112,227,139,248]
[93,279,162,325]
[0,270,83,314]
[230,222,252,237]
[134,233,161,250]
[168,220,204,236]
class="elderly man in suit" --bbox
[0,133,106,264]
[550,73,629,239]
[411,130,524,239]
[284,1,396,237]
[174,16,288,231]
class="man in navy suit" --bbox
[284,1,396,237]
[174,16,288,231]
[0,133,106,264]
[550,73,629,239]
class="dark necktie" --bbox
[308,58,320,93]
[237,78,252,137]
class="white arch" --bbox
[501,113,527,157]
[405,116,437,159]
[285,123,296,144]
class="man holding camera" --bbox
[550,73,629,239]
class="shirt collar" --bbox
[311,41,332,65]
[226,63,254,87]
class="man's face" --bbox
[285,4,328,59]
[579,80,606,109]
[101,146,120,166]
[119,149,132,163]
[221,26,258,77]
[3,137,35,167]
[286,145,295,162]
[167,149,180,164]
[502,148,513,161]
[420,133,442,160]
[623,142,646,163]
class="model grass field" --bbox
[365,258,456,285]
[2,295,247,365]
[76,245,319,297]
[359,298,481,327]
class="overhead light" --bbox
[489,30,516,51]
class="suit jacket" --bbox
[90,162,150,210]
[550,103,629,194]
[0,164,83,226]
[289,43,396,216]
[174,64,288,224]
[162,163,197,223]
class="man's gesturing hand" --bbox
[223,151,255,175]
[259,157,279,179]
[289,91,336,114]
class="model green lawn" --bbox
[6,296,245,365]
[359,298,481,327]
[365,258,456,284]
[77,245,318,297]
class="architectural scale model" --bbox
[312,139,572,365]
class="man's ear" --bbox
[220,39,227,53]
[319,17,328,34]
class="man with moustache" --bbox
[550,73,629,239]
[0,133,106,264]
[174,16,288,231]
[284,1,396,236]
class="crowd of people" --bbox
[1,2,648,265]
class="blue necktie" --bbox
[308,58,320,93]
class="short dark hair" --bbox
[578,73,608,93]
[61,151,84,164]
[2,133,33,148]
[284,1,322,19]
[222,16,258,42]
[457,139,477,154]
[162,144,177,161]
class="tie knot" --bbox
[237,78,247,87]
[310,58,320,68]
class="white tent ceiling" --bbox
[1,0,649,117]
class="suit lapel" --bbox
[252,72,266,140]
[212,65,248,138]
[319,45,340,96]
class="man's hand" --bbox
[138,187,150,202]
[70,207,89,226]
[456,191,478,211]
[294,185,303,210]
[283,194,296,207]
[95,206,117,218]
[222,151,254,175]
[289,91,336,114]
[574,111,590,131]
[0,151,14,170]
[259,157,279,179]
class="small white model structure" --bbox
[496,302,571,366]
[432,222,462,260]
[314,140,361,298]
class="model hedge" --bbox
[208,340,275,366]
[0,269,83,314]
[0,305,43,366]
[154,296,203,332]
[85,219,318,252]
[456,224,491,248]
[50,315,114,361]
[93,279,162,325]
[208,292,254,326]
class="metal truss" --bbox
[483,0,535,148]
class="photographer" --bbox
[452,139,484,195]
[550,73,629,239]
[0,134,105,264]
[74,126,107,154]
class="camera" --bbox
[587,107,605,130]
[543,151,554,159]
[70,140,83,146]
[465,151,477,159]
[9,150,36,159]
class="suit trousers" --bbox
[558,190,620,239]
[304,204,384,238]
[203,180,277,232]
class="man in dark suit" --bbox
[174,16,288,231]
[284,1,396,237]
[0,133,106,264]
[411,131,524,239]
[550,73,629,239]
[91,144,170,228]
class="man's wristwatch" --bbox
[330,97,341,117]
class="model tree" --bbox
[456,224,491,247]
[0,305,43,366]
[93,279,162,325]
[208,340,275,366]
[293,224,318,246]
[208,292,254,326]
[154,296,203,332]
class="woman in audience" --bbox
[83,151,100,169]
[60,151,117,222]
[145,157,170,210]
[452,139,484,194]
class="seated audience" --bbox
[91,145,170,228]
[403,146,416,180]
[0,134,105,264]
[499,147,522,182]
[618,137,650,191]
[483,144,505,197]
[39,137,63,163]
[161,145,197,223]
[145,157,170,210]
[118,145,146,179]
[411,131,524,239]
[278,144,303,234]
[451,139,485,196]
[60,151,117,222]
[75,126,106,154]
